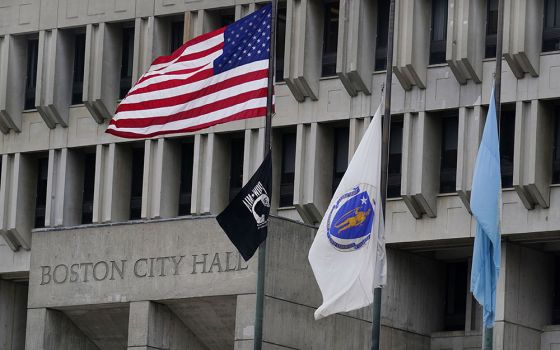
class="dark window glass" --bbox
[430,0,448,64]
[444,261,468,331]
[553,115,560,184]
[388,120,403,198]
[500,106,515,188]
[220,10,235,28]
[440,114,458,193]
[72,33,86,105]
[25,38,39,110]
[229,137,244,201]
[321,0,339,77]
[170,20,184,53]
[276,3,287,82]
[485,0,498,58]
[543,0,560,52]
[179,142,194,215]
[280,132,296,207]
[130,148,144,220]
[553,256,560,324]
[81,152,96,224]
[34,157,49,228]
[332,127,349,194]
[375,0,390,71]
[120,26,134,99]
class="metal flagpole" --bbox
[254,0,277,349]
[483,0,503,348]
[371,0,395,349]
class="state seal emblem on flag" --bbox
[326,185,375,252]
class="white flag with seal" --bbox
[308,104,386,320]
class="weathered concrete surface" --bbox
[28,217,257,308]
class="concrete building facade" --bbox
[0,0,560,349]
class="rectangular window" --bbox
[440,114,459,194]
[430,0,448,65]
[388,120,403,198]
[170,20,185,53]
[485,0,498,58]
[543,0,560,52]
[332,127,349,194]
[321,0,339,77]
[34,157,49,228]
[444,261,468,331]
[500,105,515,188]
[81,152,96,224]
[219,10,235,28]
[276,3,287,82]
[179,141,194,215]
[280,132,296,207]
[72,32,86,105]
[130,147,144,220]
[229,137,245,201]
[374,0,390,71]
[553,115,560,184]
[120,26,135,100]
[25,38,39,110]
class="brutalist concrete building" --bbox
[0,0,560,349]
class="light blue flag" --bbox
[470,88,502,328]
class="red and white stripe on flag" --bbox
[106,4,273,139]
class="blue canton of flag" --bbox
[214,4,272,74]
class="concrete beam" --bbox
[401,112,441,218]
[242,128,265,185]
[0,35,26,133]
[132,17,155,85]
[456,106,484,212]
[83,22,121,123]
[336,0,375,96]
[284,0,323,101]
[503,0,544,78]
[514,100,554,209]
[446,0,485,84]
[293,123,334,224]
[128,301,206,350]
[36,29,72,128]
[393,0,430,90]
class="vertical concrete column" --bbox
[191,133,229,215]
[235,3,257,20]
[456,106,484,212]
[141,139,181,219]
[514,100,555,209]
[127,301,206,350]
[0,280,27,350]
[336,0,376,96]
[132,17,155,84]
[293,123,334,224]
[284,0,324,101]
[0,34,26,133]
[493,243,554,349]
[84,22,121,123]
[446,0,485,84]
[348,116,371,159]
[184,12,195,42]
[45,148,84,227]
[503,0,544,78]
[242,128,265,185]
[393,0,431,90]
[0,153,36,250]
[25,308,99,350]
[401,112,441,218]
[92,143,132,223]
[234,294,256,349]
[36,29,73,128]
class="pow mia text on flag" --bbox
[217,152,272,261]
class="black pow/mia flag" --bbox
[217,151,272,262]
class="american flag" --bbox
[106,4,273,139]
